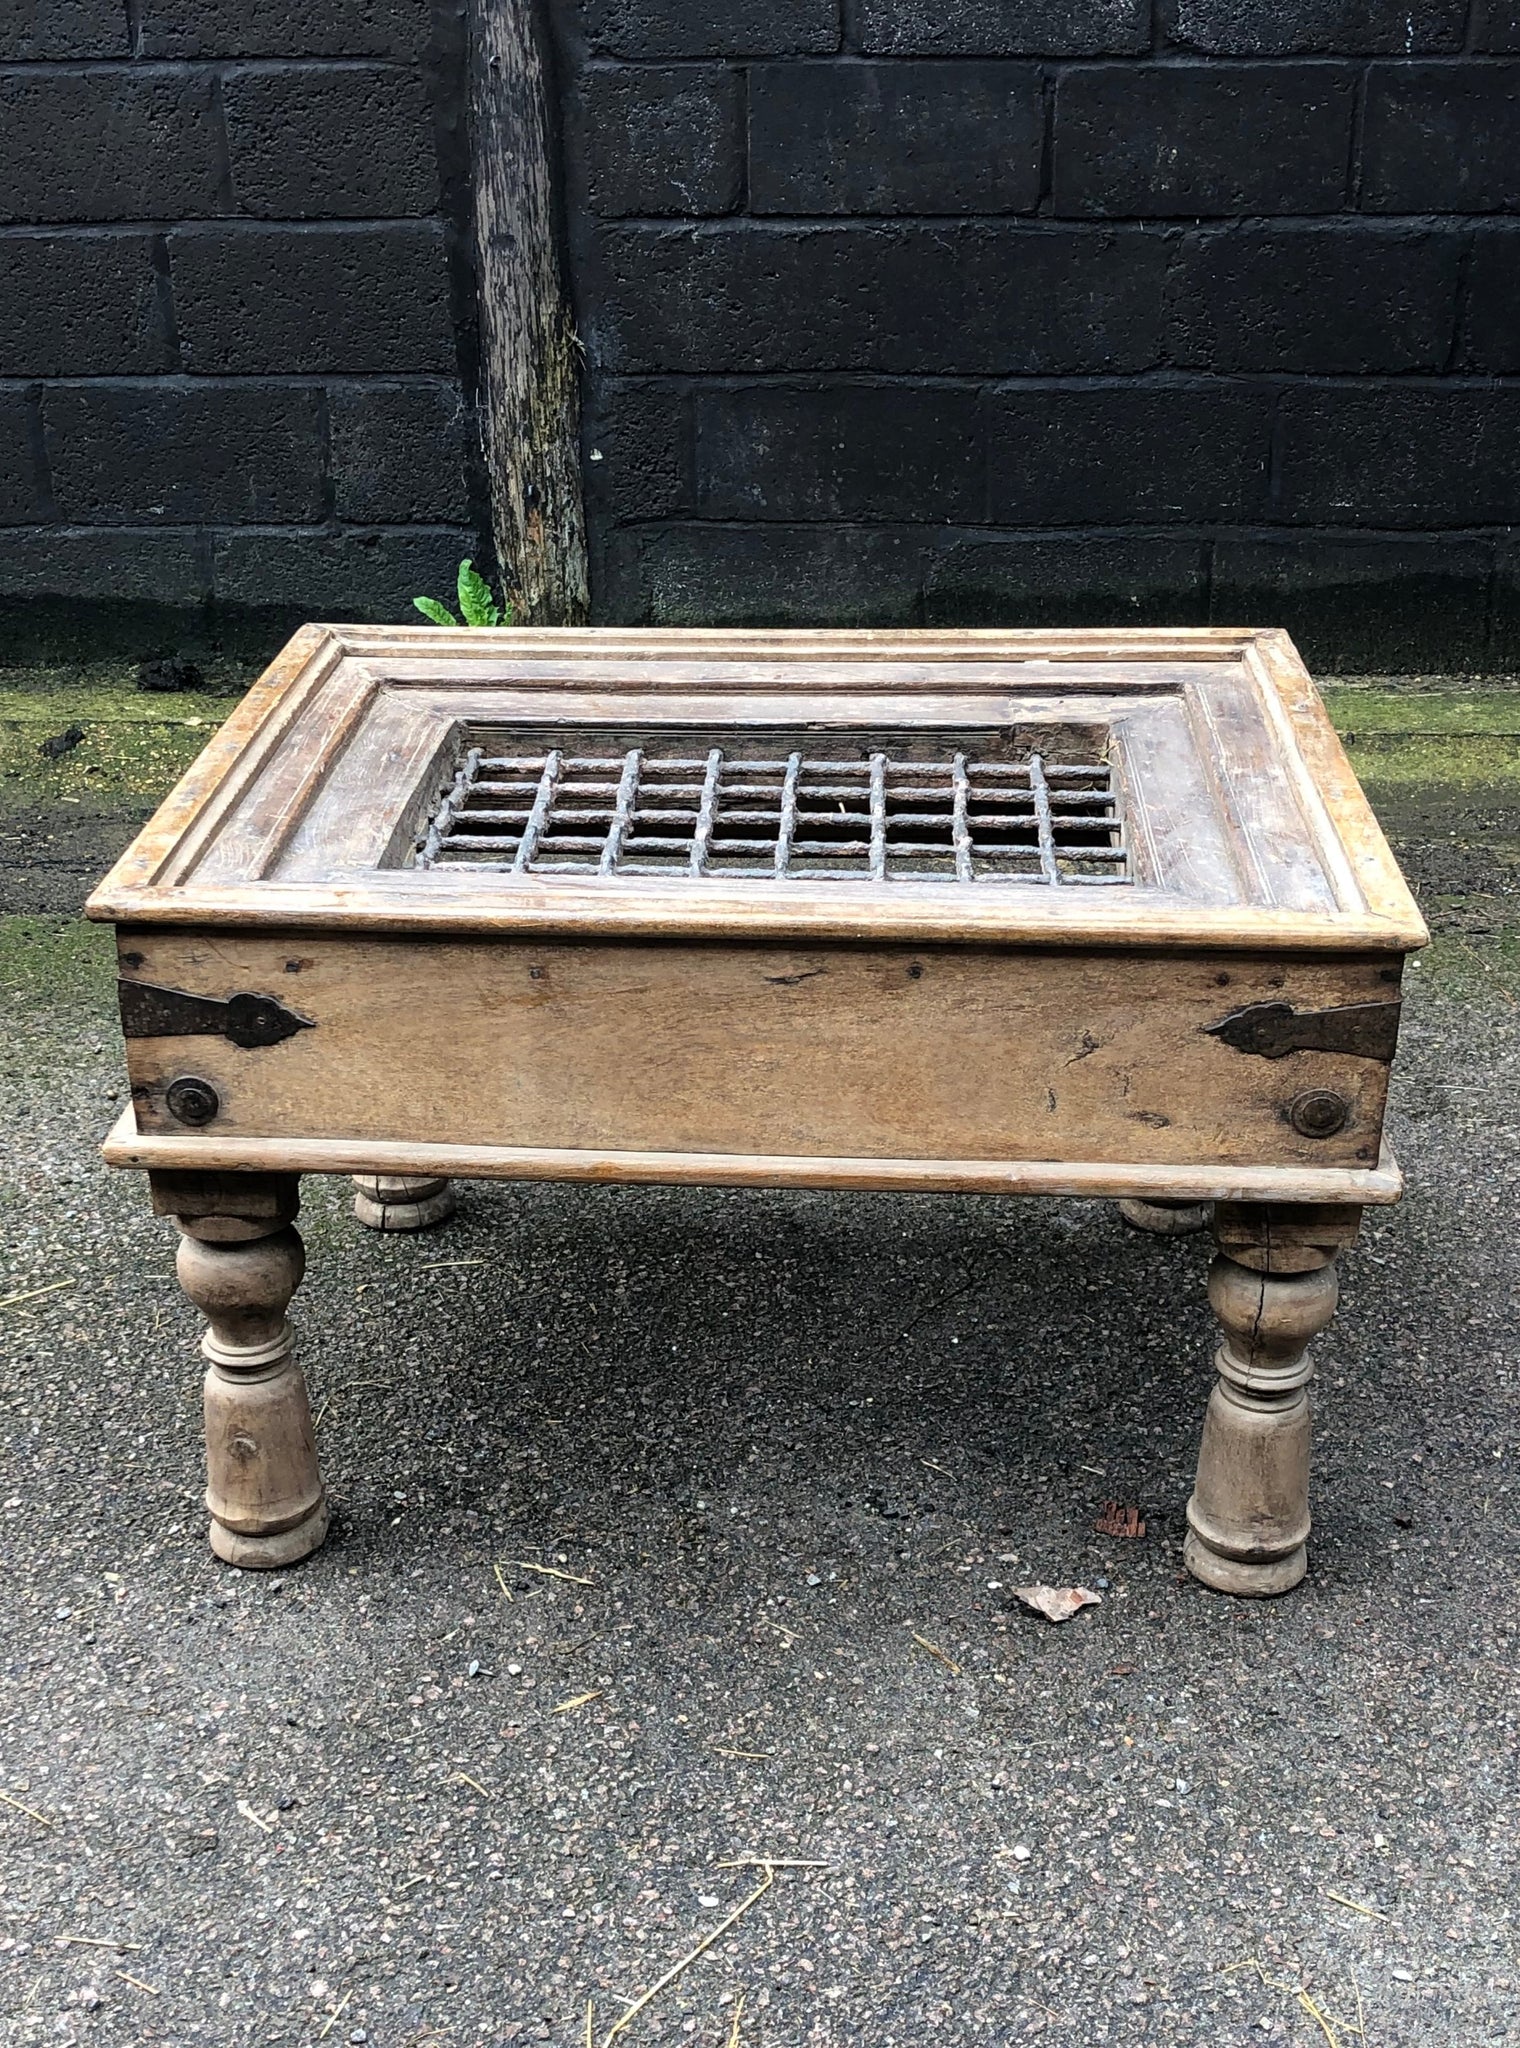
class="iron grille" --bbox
[414,736,1127,885]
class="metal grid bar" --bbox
[513,748,561,874]
[690,747,723,878]
[418,745,482,866]
[414,735,1127,886]
[867,752,887,883]
[472,754,1102,780]
[600,749,643,875]
[775,750,802,879]
[950,751,973,884]
[1027,753,1061,886]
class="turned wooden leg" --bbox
[1119,1196,1210,1236]
[150,1170,328,1570]
[1184,1201,1362,1597]
[352,1173,456,1231]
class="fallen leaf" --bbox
[1013,1584,1102,1623]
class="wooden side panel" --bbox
[1182,668,1340,914]
[326,625,1264,665]
[1247,632,1428,940]
[276,684,455,877]
[1111,696,1239,901]
[83,624,340,909]
[118,930,1401,1170]
[189,659,383,885]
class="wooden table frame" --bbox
[87,626,1426,1596]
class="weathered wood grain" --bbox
[117,929,1401,1169]
[83,626,1429,956]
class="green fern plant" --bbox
[413,559,513,629]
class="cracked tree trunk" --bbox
[470,0,589,624]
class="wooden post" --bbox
[1185,1202,1362,1596]
[151,1171,328,1570]
[352,1173,457,1231]
[470,0,589,623]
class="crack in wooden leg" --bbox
[351,1174,457,1232]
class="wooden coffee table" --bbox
[87,626,1425,1594]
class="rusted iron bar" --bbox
[1028,753,1061,885]
[868,753,888,881]
[417,747,483,867]
[690,748,724,876]
[775,751,802,878]
[600,749,643,874]
[950,752,973,882]
[512,748,562,873]
[428,740,1124,886]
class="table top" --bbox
[86,625,1426,956]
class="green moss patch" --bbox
[0,914,116,1009]
[1345,733,1520,791]
[1,693,229,804]
[0,659,247,807]
[1409,925,1520,1005]
[1320,685,1520,736]
[1320,688,1520,795]
[0,656,255,702]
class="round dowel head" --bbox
[1118,1196,1210,1236]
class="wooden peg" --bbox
[155,1170,328,1570]
[351,1173,457,1231]
[1184,1203,1361,1597]
[1118,1196,1210,1236]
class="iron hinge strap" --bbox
[1205,999,1402,1063]
[118,980,314,1049]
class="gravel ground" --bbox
[2,672,1518,2048]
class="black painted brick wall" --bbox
[4,0,1519,666]
[0,0,485,653]
[556,0,1520,667]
